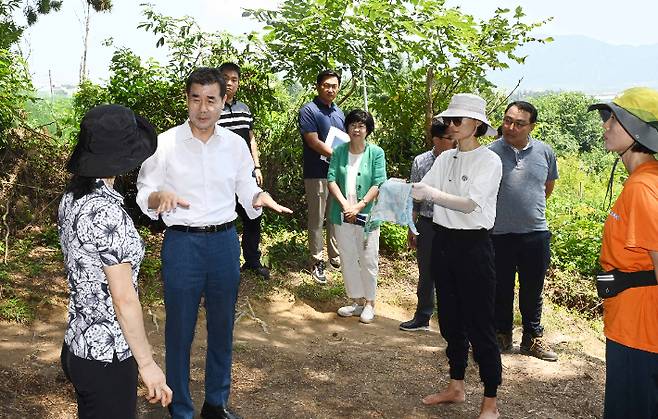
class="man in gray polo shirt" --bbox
[489,101,559,361]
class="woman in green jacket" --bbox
[327,109,387,323]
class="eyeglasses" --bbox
[442,117,463,127]
[348,123,367,131]
[502,117,531,127]
[320,82,339,90]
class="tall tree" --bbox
[79,0,112,83]
[0,0,63,49]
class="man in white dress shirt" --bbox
[137,67,291,419]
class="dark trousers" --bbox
[162,227,241,419]
[492,231,551,337]
[60,343,138,419]
[236,200,262,268]
[604,339,658,418]
[432,225,502,397]
[414,216,436,321]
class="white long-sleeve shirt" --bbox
[421,146,502,230]
[136,121,262,226]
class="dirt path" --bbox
[0,273,605,419]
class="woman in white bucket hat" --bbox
[412,93,503,418]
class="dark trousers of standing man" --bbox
[432,225,502,397]
[413,216,436,322]
[236,200,262,268]
[492,231,551,337]
[162,227,241,419]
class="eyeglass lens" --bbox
[443,117,463,127]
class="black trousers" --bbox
[492,231,551,337]
[414,216,437,321]
[61,343,138,419]
[432,225,502,397]
[604,339,658,419]
[235,199,263,268]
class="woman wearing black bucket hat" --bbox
[58,104,172,417]
[588,87,658,418]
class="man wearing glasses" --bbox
[489,101,559,361]
[298,70,345,284]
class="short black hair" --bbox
[474,122,490,137]
[218,62,241,78]
[505,101,538,123]
[316,69,341,86]
[344,109,375,136]
[185,67,226,97]
[430,119,447,138]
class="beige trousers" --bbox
[304,178,339,264]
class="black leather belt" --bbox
[168,222,233,233]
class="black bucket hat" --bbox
[66,104,158,177]
[587,87,658,153]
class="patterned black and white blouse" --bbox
[58,180,144,363]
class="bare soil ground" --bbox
[0,250,606,419]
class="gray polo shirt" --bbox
[489,137,558,234]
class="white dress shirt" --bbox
[136,121,262,226]
[421,146,502,230]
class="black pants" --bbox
[414,216,437,321]
[61,343,138,419]
[432,225,502,397]
[236,200,263,268]
[492,231,551,337]
[604,339,658,419]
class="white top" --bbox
[136,121,262,226]
[345,151,364,205]
[421,146,502,230]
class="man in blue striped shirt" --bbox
[218,62,269,279]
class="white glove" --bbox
[411,183,477,214]
[411,182,435,201]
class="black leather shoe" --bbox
[200,401,242,419]
[399,316,430,331]
[241,263,271,280]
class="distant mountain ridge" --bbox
[488,35,658,94]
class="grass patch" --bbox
[0,297,35,323]
[138,228,164,307]
[292,281,346,303]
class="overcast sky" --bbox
[19,0,658,89]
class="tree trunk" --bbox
[424,67,434,147]
[79,1,91,83]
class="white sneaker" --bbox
[359,304,375,324]
[337,303,364,317]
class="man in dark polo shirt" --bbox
[218,62,269,279]
[489,101,559,361]
[299,69,345,284]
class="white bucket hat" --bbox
[436,93,497,136]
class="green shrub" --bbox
[379,222,409,254]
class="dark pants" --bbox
[492,231,551,337]
[414,216,436,321]
[60,343,138,419]
[235,200,262,268]
[604,339,658,418]
[432,225,502,398]
[162,227,241,419]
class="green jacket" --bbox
[327,142,387,225]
